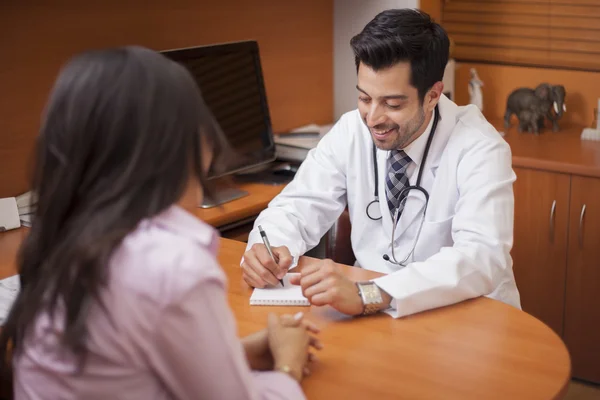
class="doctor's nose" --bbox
[366,104,386,128]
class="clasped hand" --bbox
[243,312,323,382]
[242,244,363,316]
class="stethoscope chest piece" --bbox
[366,198,382,220]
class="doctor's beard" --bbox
[368,106,426,151]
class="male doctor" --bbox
[241,9,521,318]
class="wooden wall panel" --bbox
[419,0,442,23]
[0,1,334,198]
[419,0,600,127]
[455,61,600,126]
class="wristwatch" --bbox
[356,281,384,315]
[276,364,301,382]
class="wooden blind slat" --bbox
[445,2,600,18]
[442,0,600,70]
[443,12,600,31]
[465,0,600,5]
[451,33,600,55]
[444,23,600,43]
[454,45,600,70]
[550,0,599,5]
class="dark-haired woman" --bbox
[1,46,320,400]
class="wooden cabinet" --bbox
[564,176,600,383]
[513,168,600,383]
[512,168,570,336]
[496,120,600,384]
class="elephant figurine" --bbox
[504,83,566,132]
[518,109,545,135]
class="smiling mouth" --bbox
[371,127,397,139]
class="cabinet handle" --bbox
[549,200,556,241]
[579,204,587,247]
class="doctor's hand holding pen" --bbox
[242,243,294,288]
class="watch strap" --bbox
[356,282,384,315]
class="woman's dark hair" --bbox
[0,46,230,371]
[350,8,450,103]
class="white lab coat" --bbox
[244,95,521,318]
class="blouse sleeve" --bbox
[147,276,306,400]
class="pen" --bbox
[258,225,284,287]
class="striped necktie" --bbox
[385,149,412,219]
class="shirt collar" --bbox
[151,205,219,255]
[394,109,435,168]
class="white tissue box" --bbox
[581,128,600,141]
[0,198,21,232]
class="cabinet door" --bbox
[564,176,600,383]
[512,167,570,336]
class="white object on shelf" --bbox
[0,275,20,324]
[468,67,484,112]
[0,198,20,232]
[581,128,600,141]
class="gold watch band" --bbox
[356,282,384,315]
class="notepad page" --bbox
[249,273,310,306]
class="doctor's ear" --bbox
[424,81,444,111]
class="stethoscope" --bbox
[365,105,440,266]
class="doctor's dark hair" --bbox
[0,46,231,371]
[350,8,450,103]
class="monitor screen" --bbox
[161,41,276,178]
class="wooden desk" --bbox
[0,230,571,399]
[219,238,571,400]
[193,179,287,241]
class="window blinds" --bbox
[441,0,600,71]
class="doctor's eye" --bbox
[386,103,402,110]
[359,97,371,104]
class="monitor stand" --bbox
[233,162,298,186]
[198,162,299,208]
[199,185,249,208]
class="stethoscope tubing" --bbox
[364,106,441,264]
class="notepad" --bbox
[249,273,310,306]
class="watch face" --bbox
[361,283,383,304]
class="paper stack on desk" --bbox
[0,275,20,324]
[249,273,310,306]
[274,123,333,162]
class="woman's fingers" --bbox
[279,312,304,327]
[279,313,320,332]
[303,320,320,334]
[302,353,319,377]
[309,335,323,350]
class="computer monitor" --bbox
[161,40,277,207]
